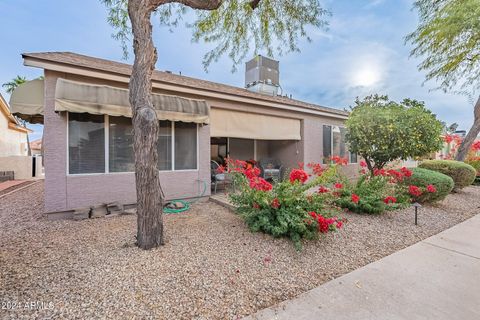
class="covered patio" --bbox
[210,107,303,183]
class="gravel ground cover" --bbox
[1,181,479,319]
[0,180,37,198]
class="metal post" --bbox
[413,202,421,226]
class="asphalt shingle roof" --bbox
[22,52,348,116]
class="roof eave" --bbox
[22,54,349,120]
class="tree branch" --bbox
[150,0,223,10]
[249,0,261,9]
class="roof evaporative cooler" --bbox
[245,55,280,96]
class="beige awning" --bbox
[55,79,209,124]
[210,108,301,140]
[9,79,45,124]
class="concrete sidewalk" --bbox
[245,214,480,320]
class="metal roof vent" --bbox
[245,55,280,96]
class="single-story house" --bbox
[30,138,42,156]
[10,52,357,214]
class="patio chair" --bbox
[211,160,233,194]
[259,158,283,182]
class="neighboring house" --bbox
[0,93,29,156]
[30,138,42,156]
[0,93,36,181]
[11,52,357,214]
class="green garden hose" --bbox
[163,179,208,214]
[164,200,190,214]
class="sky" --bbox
[0,0,475,142]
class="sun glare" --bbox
[352,66,380,87]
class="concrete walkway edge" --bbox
[244,214,480,320]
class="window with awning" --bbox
[9,78,210,125]
[210,108,301,141]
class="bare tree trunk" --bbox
[456,95,480,161]
[128,0,164,249]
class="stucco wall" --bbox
[0,156,32,179]
[0,112,28,157]
[44,71,211,213]
[43,71,355,213]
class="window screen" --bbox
[174,122,197,170]
[332,126,347,158]
[109,116,134,172]
[158,121,172,171]
[69,113,105,174]
[350,152,358,164]
[229,138,255,161]
[323,125,332,163]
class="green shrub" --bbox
[346,95,443,173]
[402,168,454,202]
[465,159,480,176]
[418,160,476,189]
[335,170,411,214]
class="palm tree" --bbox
[2,75,27,94]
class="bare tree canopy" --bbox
[102,0,330,70]
[406,0,480,93]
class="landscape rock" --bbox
[73,207,91,221]
[1,181,479,319]
[90,204,107,218]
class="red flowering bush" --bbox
[373,167,413,182]
[289,169,309,184]
[229,160,344,249]
[442,134,480,161]
[334,182,343,189]
[330,156,348,166]
[308,211,344,233]
[245,167,261,179]
[318,186,329,193]
[408,185,422,197]
[384,196,397,204]
[307,162,325,176]
[351,194,360,204]
[249,177,273,191]
[335,165,412,214]
[271,198,280,209]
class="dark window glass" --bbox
[174,122,197,170]
[69,113,105,174]
[158,121,172,170]
[323,125,332,164]
[350,152,358,163]
[109,116,134,172]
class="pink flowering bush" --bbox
[228,159,344,249]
